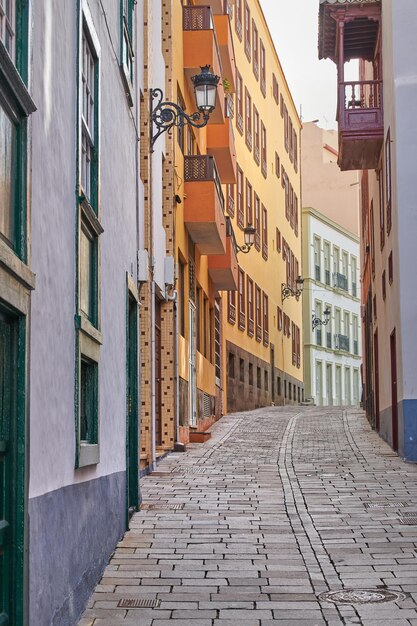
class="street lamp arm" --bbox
[151,88,209,150]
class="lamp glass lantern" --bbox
[244,223,256,247]
[296,276,304,293]
[324,307,331,323]
[192,65,220,113]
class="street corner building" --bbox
[318,0,417,458]
[0,0,143,624]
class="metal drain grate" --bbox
[176,467,209,474]
[319,589,406,605]
[141,502,184,511]
[399,513,417,525]
[365,502,407,509]
[118,598,161,609]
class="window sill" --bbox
[78,443,99,468]
[77,314,102,345]
[0,41,37,115]
[0,238,36,291]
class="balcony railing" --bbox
[335,334,349,352]
[184,155,224,211]
[183,5,213,30]
[333,272,348,291]
[315,265,321,282]
[340,80,382,115]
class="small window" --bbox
[0,105,17,248]
[261,205,268,260]
[239,358,245,383]
[388,251,393,284]
[0,0,16,62]
[245,88,252,150]
[264,370,268,392]
[246,179,253,224]
[272,73,279,103]
[80,357,98,446]
[235,0,242,40]
[244,2,251,60]
[252,20,259,78]
[382,270,386,301]
[276,228,281,253]
[257,366,261,389]
[260,39,266,96]
[120,0,135,102]
[261,122,267,177]
[249,362,253,386]
[236,72,243,135]
[228,352,235,378]
[275,152,280,178]
[237,165,244,228]
[277,306,282,331]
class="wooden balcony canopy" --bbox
[319,0,381,63]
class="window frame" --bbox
[120,0,135,105]
[238,268,246,330]
[245,87,252,150]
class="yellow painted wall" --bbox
[221,0,303,409]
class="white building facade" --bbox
[302,208,362,406]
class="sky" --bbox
[259,0,340,128]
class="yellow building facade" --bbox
[222,0,303,412]
[139,0,303,468]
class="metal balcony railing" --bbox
[333,272,348,291]
[335,334,349,352]
[184,155,224,211]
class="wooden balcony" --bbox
[338,79,383,171]
[184,156,226,256]
[206,110,237,184]
[183,6,225,125]
[208,218,238,291]
[213,13,236,93]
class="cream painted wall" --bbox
[302,123,360,236]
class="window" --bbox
[373,294,377,320]
[236,71,243,134]
[237,165,244,228]
[80,222,97,323]
[276,228,281,253]
[382,270,386,301]
[370,200,375,276]
[235,0,242,40]
[257,367,261,389]
[0,0,16,61]
[245,88,252,149]
[228,352,235,378]
[80,357,98,446]
[238,269,245,330]
[292,322,296,365]
[353,316,359,355]
[244,1,251,60]
[333,246,340,276]
[388,251,393,284]
[277,306,282,331]
[342,251,348,279]
[203,295,208,358]
[260,39,266,96]
[254,193,260,251]
[0,106,17,248]
[275,152,280,178]
[261,122,267,177]
[177,89,186,153]
[178,259,185,336]
[196,286,201,352]
[245,179,252,224]
[81,26,98,203]
[314,237,321,282]
[293,129,298,173]
[324,242,330,285]
[247,276,254,337]
[252,20,259,78]
[228,290,236,324]
[261,205,268,259]
[263,292,269,346]
[187,127,196,156]
[378,166,385,249]
[253,106,260,164]
[385,128,392,235]
[239,358,245,383]
[249,362,253,386]
[351,256,357,297]
[255,284,262,342]
[272,73,279,103]
[120,0,134,103]
[264,370,268,392]
[227,183,235,217]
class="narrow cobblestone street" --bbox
[79,407,417,625]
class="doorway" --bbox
[155,299,162,446]
[344,367,351,405]
[315,361,322,405]
[374,329,380,431]
[0,309,25,625]
[390,329,398,451]
[126,292,139,522]
[188,302,197,427]
[326,363,333,406]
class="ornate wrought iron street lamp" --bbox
[235,223,256,255]
[312,307,331,332]
[281,276,304,302]
[150,65,220,151]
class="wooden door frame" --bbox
[390,329,398,451]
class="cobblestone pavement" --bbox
[79,406,417,625]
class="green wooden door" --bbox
[0,315,13,625]
[126,294,139,525]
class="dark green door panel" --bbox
[126,293,139,525]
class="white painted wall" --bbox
[29,0,141,497]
